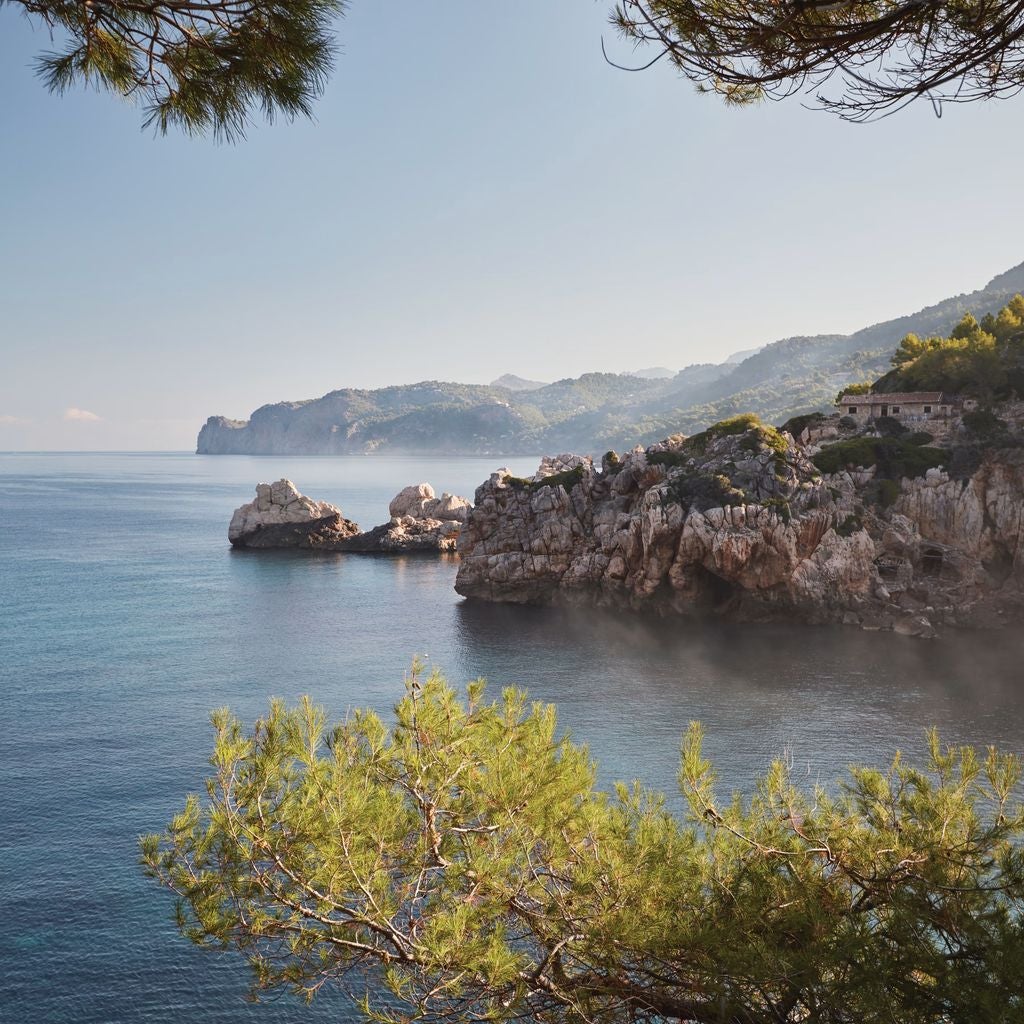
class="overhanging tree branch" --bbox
[4,0,348,139]
[611,0,1024,119]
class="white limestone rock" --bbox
[229,479,344,544]
[389,483,471,523]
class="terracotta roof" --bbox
[837,392,949,405]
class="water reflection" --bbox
[453,599,1024,795]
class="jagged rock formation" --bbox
[454,420,1024,633]
[229,480,468,553]
[228,480,358,548]
[389,484,471,523]
[197,260,1024,456]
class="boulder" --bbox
[229,479,355,547]
[389,484,471,523]
[389,483,436,519]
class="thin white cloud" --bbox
[64,407,102,422]
[0,414,25,425]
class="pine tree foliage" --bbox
[612,0,1024,120]
[877,294,1024,398]
[6,0,347,138]
[143,667,1024,1023]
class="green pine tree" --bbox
[142,667,1024,1023]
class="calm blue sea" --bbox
[2,452,1023,1023]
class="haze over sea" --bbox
[2,452,1023,1023]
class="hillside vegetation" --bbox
[874,295,1024,400]
[198,261,1024,455]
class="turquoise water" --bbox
[2,452,1023,1023]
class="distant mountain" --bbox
[624,366,676,379]
[198,261,1024,456]
[490,374,548,391]
[724,345,763,364]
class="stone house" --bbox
[835,391,975,426]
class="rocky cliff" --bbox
[454,420,1024,633]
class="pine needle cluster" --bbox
[8,0,347,139]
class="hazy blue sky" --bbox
[2,0,1023,449]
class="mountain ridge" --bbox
[198,261,1024,456]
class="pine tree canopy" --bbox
[612,0,1024,119]
[7,0,1024,135]
[6,0,347,139]
[142,667,1024,1023]
[876,294,1024,398]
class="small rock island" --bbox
[229,479,470,553]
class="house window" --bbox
[847,406,857,414]
[891,406,900,413]
[923,405,931,413]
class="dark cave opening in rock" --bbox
[984,546,1016,585]
[921,548,945,577]
[680,566,742,613]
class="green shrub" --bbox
[665,472,745,512]
[503,464,586,493]
[709,412,762,436]
[648,449,689,469]
[533,465,585,491]
[963,409,1008,439]
[908,430,934,446]
[738,424,789,457]
[873,416,908,437]
[812,437,948,480]
[836,513,863,537]
[780,412,825,437]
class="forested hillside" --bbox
[198,261,1024,455]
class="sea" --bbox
[2,452,1023,1023]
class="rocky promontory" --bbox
[229,480,470,553]
[454,415,1024,634]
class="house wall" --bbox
[837,401,952,424]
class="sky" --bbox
[1,1,1023,450]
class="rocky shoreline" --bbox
[453,423,1024,636]
[225,417,1024,635]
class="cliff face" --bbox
[894,453,1024,576]
[454,429,1024,633]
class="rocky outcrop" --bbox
[229,480,468,553]
[894,455,1024,573]
[389,484,471,523]
[454,424,1024,632]
[228,480,358,547]
[456,427,865,621]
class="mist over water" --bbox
[2,453,1022,1023]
